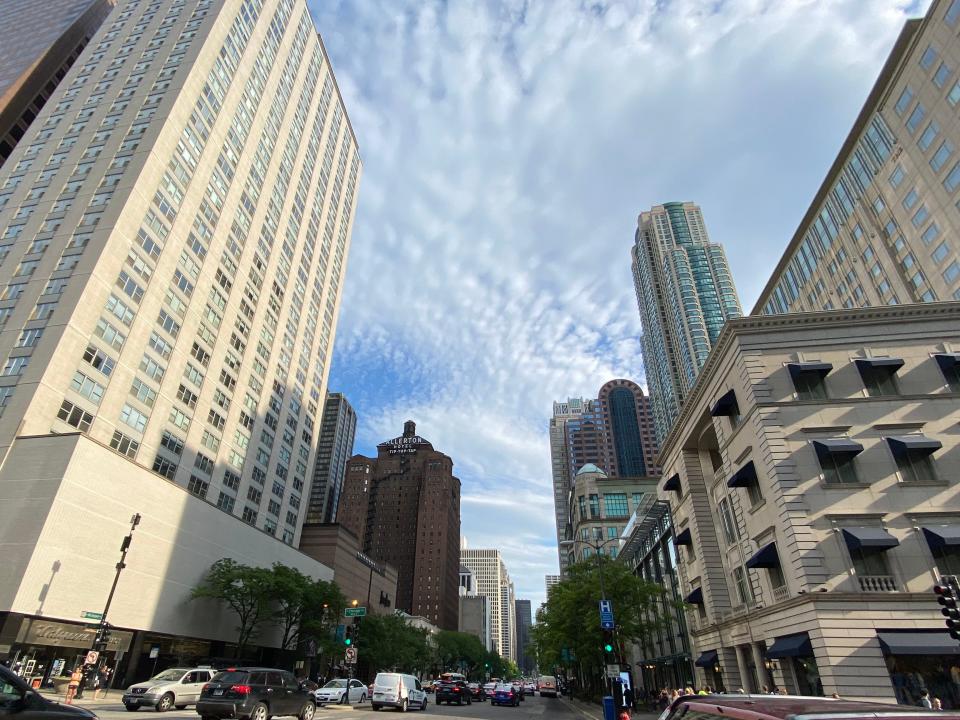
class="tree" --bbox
[191,559,275,657]
[270,564,345,651]
[355,614,432,679]
[432,631,488,678]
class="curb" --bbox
[563,697,604,720]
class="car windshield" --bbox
[212,671,248,684]
[323,680,348,688]
[152,669,188,681]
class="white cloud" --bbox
[310,0,927,611]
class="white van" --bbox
[538,675,558,698]
[371,672,427,712]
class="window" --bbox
[109,430,139,458]
[918,121,940,151]
[906,103,926,134]
[768,563,786,590]
[70,371,105,404]
[94,318,125,350]
[733,566,753,606]
[152,454,177,480]
[57,400,93,431]
[858,361,900,397]
[934,61,953,89]
[888,165,905,188]
[217,492,236,513]
[2,356,29,376]
[588,494,599,518]
[920,44,938,71]
[931,542,960,576]
[718,497,738,545]
[817,445,860,485]
[892,444,938,484]
[120,403,148,432]
[169,407,191,430]
[241,506,257,525]
[130,378,157,407]
[603,493,628,518]
[188,476,209,499]
[849,545,891,577]
[791,368,828,400]
[895,86,914,115]
[948,0,960,26]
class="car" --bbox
[122,667,216,712]
[468,683,485,701]
[537,675,558,698]
[523,681,536,694]
[195,667,316,720]
[491,683,520,707]
[435,680,471,705]
[313,678,366,705]
[659,693,960,720]
[483,682,497,699]
[0,663,97,719]
[370,672,427,712]
[510,681,525,701]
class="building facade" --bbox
[0,0,361,547]
[459,595,491,652]
[0,0,115,167]
[336,421,461,631]
[631,202,742,444]
[657,302,960,705]
[460,548,514,660]
[545,574,560,598]
[551,380,659,575]
[514,599,533,675]
[500,582,516,663]
[305,391,356,524]
[756,0,960,316]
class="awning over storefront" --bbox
[684,587,704,605]
[710,389,738,417]
[766,632,812,659]
[922,526,960,550]
[745,542,780,569]
[787,361,833,380]
[662,474,681,493]
[727,460,757,488]
[886,435,942,457]
[841,526,899,552]
[854,357,904,371]
[877,630,960,656]
[694,649,718,667]
[674,527,693,546]
[812,438,864,459]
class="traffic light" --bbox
[601,629,615,657]
[935,582,960,641]
[94,623,112,648]
[344,625,354,646]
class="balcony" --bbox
[858,574,898,592]
[772,585,790,603]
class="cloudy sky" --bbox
[307,0,926,611]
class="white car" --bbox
[371,672,427,712]
[524,681,536,694]
[315,678,367,705]
[122,667,216,712]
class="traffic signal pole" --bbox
[935,575,960,641]
[94,514,142,654]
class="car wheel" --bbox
[299,701,316,720]
[251,702,268,720]
[156,693,175,712]
[420,699,427,711]
[124,705,140,712]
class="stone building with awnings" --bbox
[656,303,960,704]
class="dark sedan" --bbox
[492,683,520,707]
[434,680,472,706]
[195,668,315,720]
[467,683,485,701]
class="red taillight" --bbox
[454,688,461,693]
[231,685,252,695]
[226,668,236,672]
[202,684,210,693]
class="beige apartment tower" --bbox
[460,547,516,660]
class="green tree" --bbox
[191,559,275,657]
[432,631,488,678]
[355,614,432,679]
[270,564,345,651]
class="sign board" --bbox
[379,434,431,455]
[85,651,99,665]
[149,646,160,659]
[344,647,357,664]
[81,611,103,621]
[599,599,615,629]
[335,624,346,642]
[17,619,132,652]
[605,664,621,679]
[344,607,367,617]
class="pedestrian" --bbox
[66,666,82,704]
[624,685,634,711]
[920,690,933,708]
[933,698,943,710]
[97,666,112,699]
[831,693,841,699]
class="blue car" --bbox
[492,683,520,707]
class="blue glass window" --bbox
[932,242,950,263]
[906,103,926,134]
[950,81,960,106]
[935,62,953,88]
[922,223,941,245]
[895,86,914,115]
[932,140,954,172]
[945,161,960,192]
[944,261,959,283]
[912,206,929,228]
[920,45,938,70]
[903,189,919,210]
[889,165,905,188]
[947,0,960,27]
[919,121,940,151]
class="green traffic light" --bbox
[345,638,352,646]
[603,644,613,653]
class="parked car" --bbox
[468,683,485,701]
[370,672,427,712]
[122,667,215,712]
[195,668,316,720]
[537,675,558,698]
[314,678,366,705]
[0,663,97,719]
[435,680,471,705]
[492,683,520,707]
[483,682,497,699]
[660,694,960,720]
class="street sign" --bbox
[335,624,346,642]
[599,599,615,629]
[81,611,103,621]
[344,647,358,664]
[344,607,367,617]
[85,651,99,665]
[606,664,621,679]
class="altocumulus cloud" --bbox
[309,0,925,609]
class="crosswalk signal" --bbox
[935,581,960,641]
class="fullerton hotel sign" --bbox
[379,435,431,455]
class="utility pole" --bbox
[93,514,141,657]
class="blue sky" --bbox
[307,0,926,612]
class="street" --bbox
[62,694,587,720]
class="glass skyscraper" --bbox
[632,202,741,443]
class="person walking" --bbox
[66,666,83,704]
[920,690,933,708]
[97,666,112,700]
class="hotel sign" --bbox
[379,435,430,455]
[17,618,132,652]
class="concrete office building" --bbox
[545,574,560,598]
[461,548,515,659]
[658,303,960,704]
[550,380,659,575]
[0,0,115,167]
[0,0,360,682]
[305,391,356,524]
[756,0,960,316]
[514,599,534,675]
[337,421,461,631]
[631,202,742,444]
[459,595,491,652]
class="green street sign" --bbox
[81,611,103,621]
[344,607,367,617]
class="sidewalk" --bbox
[39,688,121,706]
[562,695,660,720]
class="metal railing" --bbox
[772,585,790,602]
[858,574,897,592]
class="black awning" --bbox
[766,633,812,659]
[855,357,905,371]
[745,542,780,570]
[812,438,864,460]
[922,526,960,550]
[934,353,960,373]
[878,630,960,656]
[674,527,693,546]
[727,460,757,488]
[787,361,833,380]
[841,527,900,552]
[886,435,942,457]
[662,474,681,493]
[710,389,739,417]
[684,587,704,605]
[694,649,717,667]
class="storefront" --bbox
[879,630,960,709]
[766,632,823,696]
[694,649,725,692]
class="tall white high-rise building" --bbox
[460,547,515,660]
[305,391,356,524]
[549,397,585,574]
[545,574,560,597]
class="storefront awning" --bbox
[787,361,833,380]
[877,630,960,656]
[922,526,960,550]
[674,527,693,546]
[685,587,704,605]
[745,542,780,570]
[662,474,681,493]
[727,460,757,488]
[812,438,864,459]
[766,632,812,659]
[886,435,942,457]
[694,649,718,667]
[710,389,738,417]
[854,357,904,371]
[841,527,899,552]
